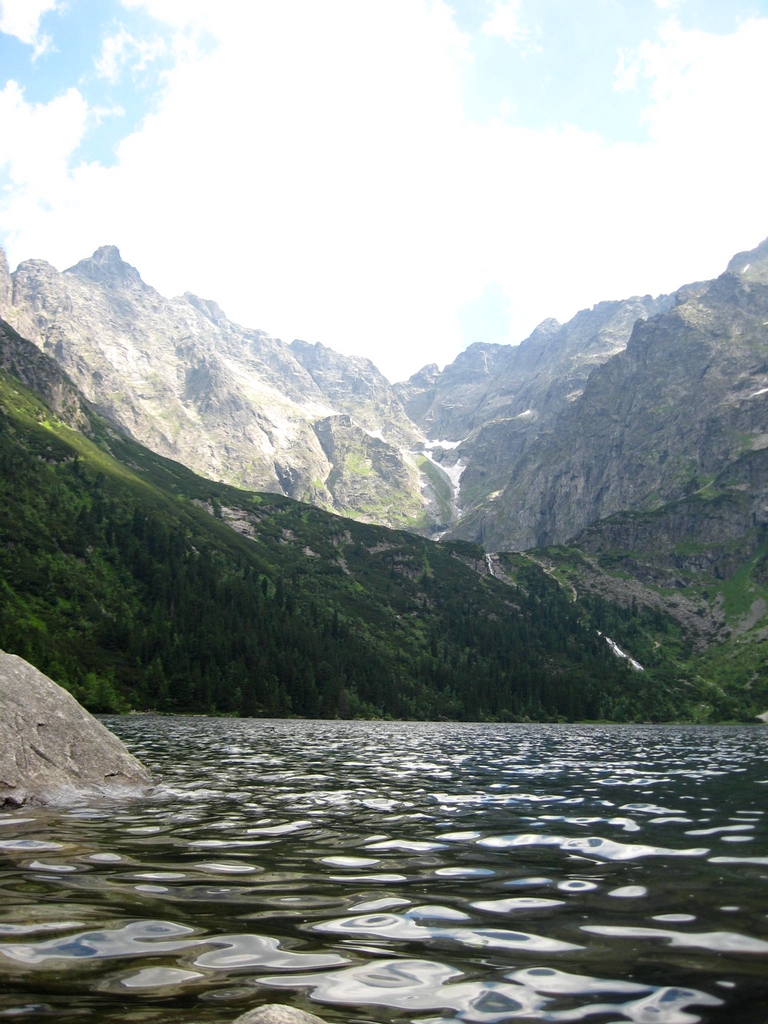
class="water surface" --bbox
[1,719,767,1023]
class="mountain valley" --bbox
[2,236,768,719]
[0,245,681,542]
[5,317,728,722]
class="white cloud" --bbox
[0,80,88,189]
[1,3,768,383]
[0,0,58,54]
[614,48,639,92]
[95,27,168,83]
[94,28,133,82]
[481,0,527,44]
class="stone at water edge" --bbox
[0,649,152,806]
[233,1006,331,1024]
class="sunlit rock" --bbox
[0,649,151,806]
[233,1005,330,1024]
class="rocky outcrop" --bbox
[574,455,768,581]
[5,247,334,499]
[452,240,768,551]
[291,339,419,448]
[400,296,672,444]
[0,650,152,806]
[2,246,437,531]
[394,361,440,424]
[5,235,767,553]
[313,414,428,529]
[233,1006,328,1024]
[0,249,11,320]
[398,294,673,530]
[0,318,93,433]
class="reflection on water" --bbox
[0,719,767,1023]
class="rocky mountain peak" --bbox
[403,363,441,388]
[65,245,147,291]
[526,317,561,343]
[393,363,441,428]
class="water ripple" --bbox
[0,718,766,1022]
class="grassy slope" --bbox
[524,507,768,723]
[2,364,694,722]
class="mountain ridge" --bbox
[3,246,441,530]
[453,247,768,551]
[3,237,768,714]
[1,242,688,543]
[5,318,723,722]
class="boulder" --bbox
[233,1006,330,1024]
[0,650,152,806]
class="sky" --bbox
[1,1,768,383]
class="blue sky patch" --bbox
[2,0,766,168]
[448,0,768,142]
[0,0,192,166]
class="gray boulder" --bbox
[233,1006,330,1024]
[0,650,152,806]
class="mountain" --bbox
[397,295,672,442]
[4,236,767,571]
[1,246,440,532]
[2,245,685,542]
[4,316,737,723]
[397,294,674,535]
[3,236,768,719]
[454,238,768,552]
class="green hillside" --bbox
[0,321,762,722]
[522,483,768,723]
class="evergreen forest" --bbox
[0,327,761,722]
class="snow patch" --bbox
[516,409,532,418]
[442,459,466,492]
[423,438,466,451]
[416,444,465,524]
[751,388,768,398]
[742,263,751,273]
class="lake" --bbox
[0,719,767,1023]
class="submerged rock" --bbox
[0,650,152,806]
[233,1006,330,1024]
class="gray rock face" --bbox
[291,339,419,448]
[399,296,672,443]
[458,243,768,550]
[398,294,673,532]
[312,414,427,528]
[0,650,152,806]
[67,244,146,291]
[0,249,11,320]
[394,361,441,425]
[0,318,93,433]
[575,448,768,579]
[5,236,766,552]
[2,246,437,532]
[727,236,768,285]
